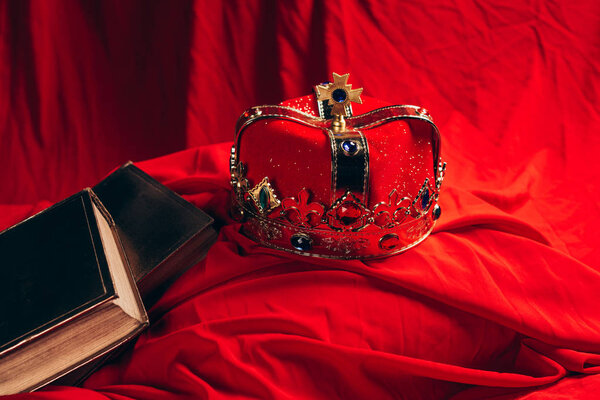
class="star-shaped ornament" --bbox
[315,73,363,117]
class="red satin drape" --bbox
[1,1,599,399]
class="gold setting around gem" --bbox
[339,140,361,157]
[248,177,281,215]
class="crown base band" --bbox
[237,200,437,259]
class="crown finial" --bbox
[315,73,363,131]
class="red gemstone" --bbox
[336,201,362,226]
[374,212,391,227]
[379,234,400,250]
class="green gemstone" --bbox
[259,187,270,210]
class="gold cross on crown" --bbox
[315,73,363,131]
[315,73,363,117]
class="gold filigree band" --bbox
[235,197,437,259]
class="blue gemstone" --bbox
[291,234,312,251]
[332,89,347,103]
[341,140,358,155]
[421,189,430,209]
[432,204,441,220]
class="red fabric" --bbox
[1,1,600,399]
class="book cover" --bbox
[93,162,217,306]
[0,189,148,394]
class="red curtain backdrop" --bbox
[1,1,599,399]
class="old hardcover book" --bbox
[55,163,217,388]
[0,189,148,395]
[93,162,217,307]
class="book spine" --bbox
[86,188,116,228]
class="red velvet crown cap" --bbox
[231,81,445,259]
[240,94,436,208]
